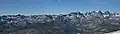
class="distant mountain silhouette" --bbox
[0,11,120,34]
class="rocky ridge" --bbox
[0,11,120,34]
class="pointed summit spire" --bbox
[104,11,110,15]
[98,10,103,14]
[95,9,103,14]
[16,14,21,16]
[92,11,96,12]
[96,9,100,12]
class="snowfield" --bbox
[105,30,120,34]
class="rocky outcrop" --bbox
[0,11,120,34]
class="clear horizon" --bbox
[0,0,120,15]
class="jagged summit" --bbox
[0,11,120,34]
[65,11,112,18]
[104,11,110,15]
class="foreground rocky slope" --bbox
[0,11,120,34]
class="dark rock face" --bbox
[0,11,120,34]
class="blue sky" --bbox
[0,0,120,15]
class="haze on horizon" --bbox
[0,0,120,15]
